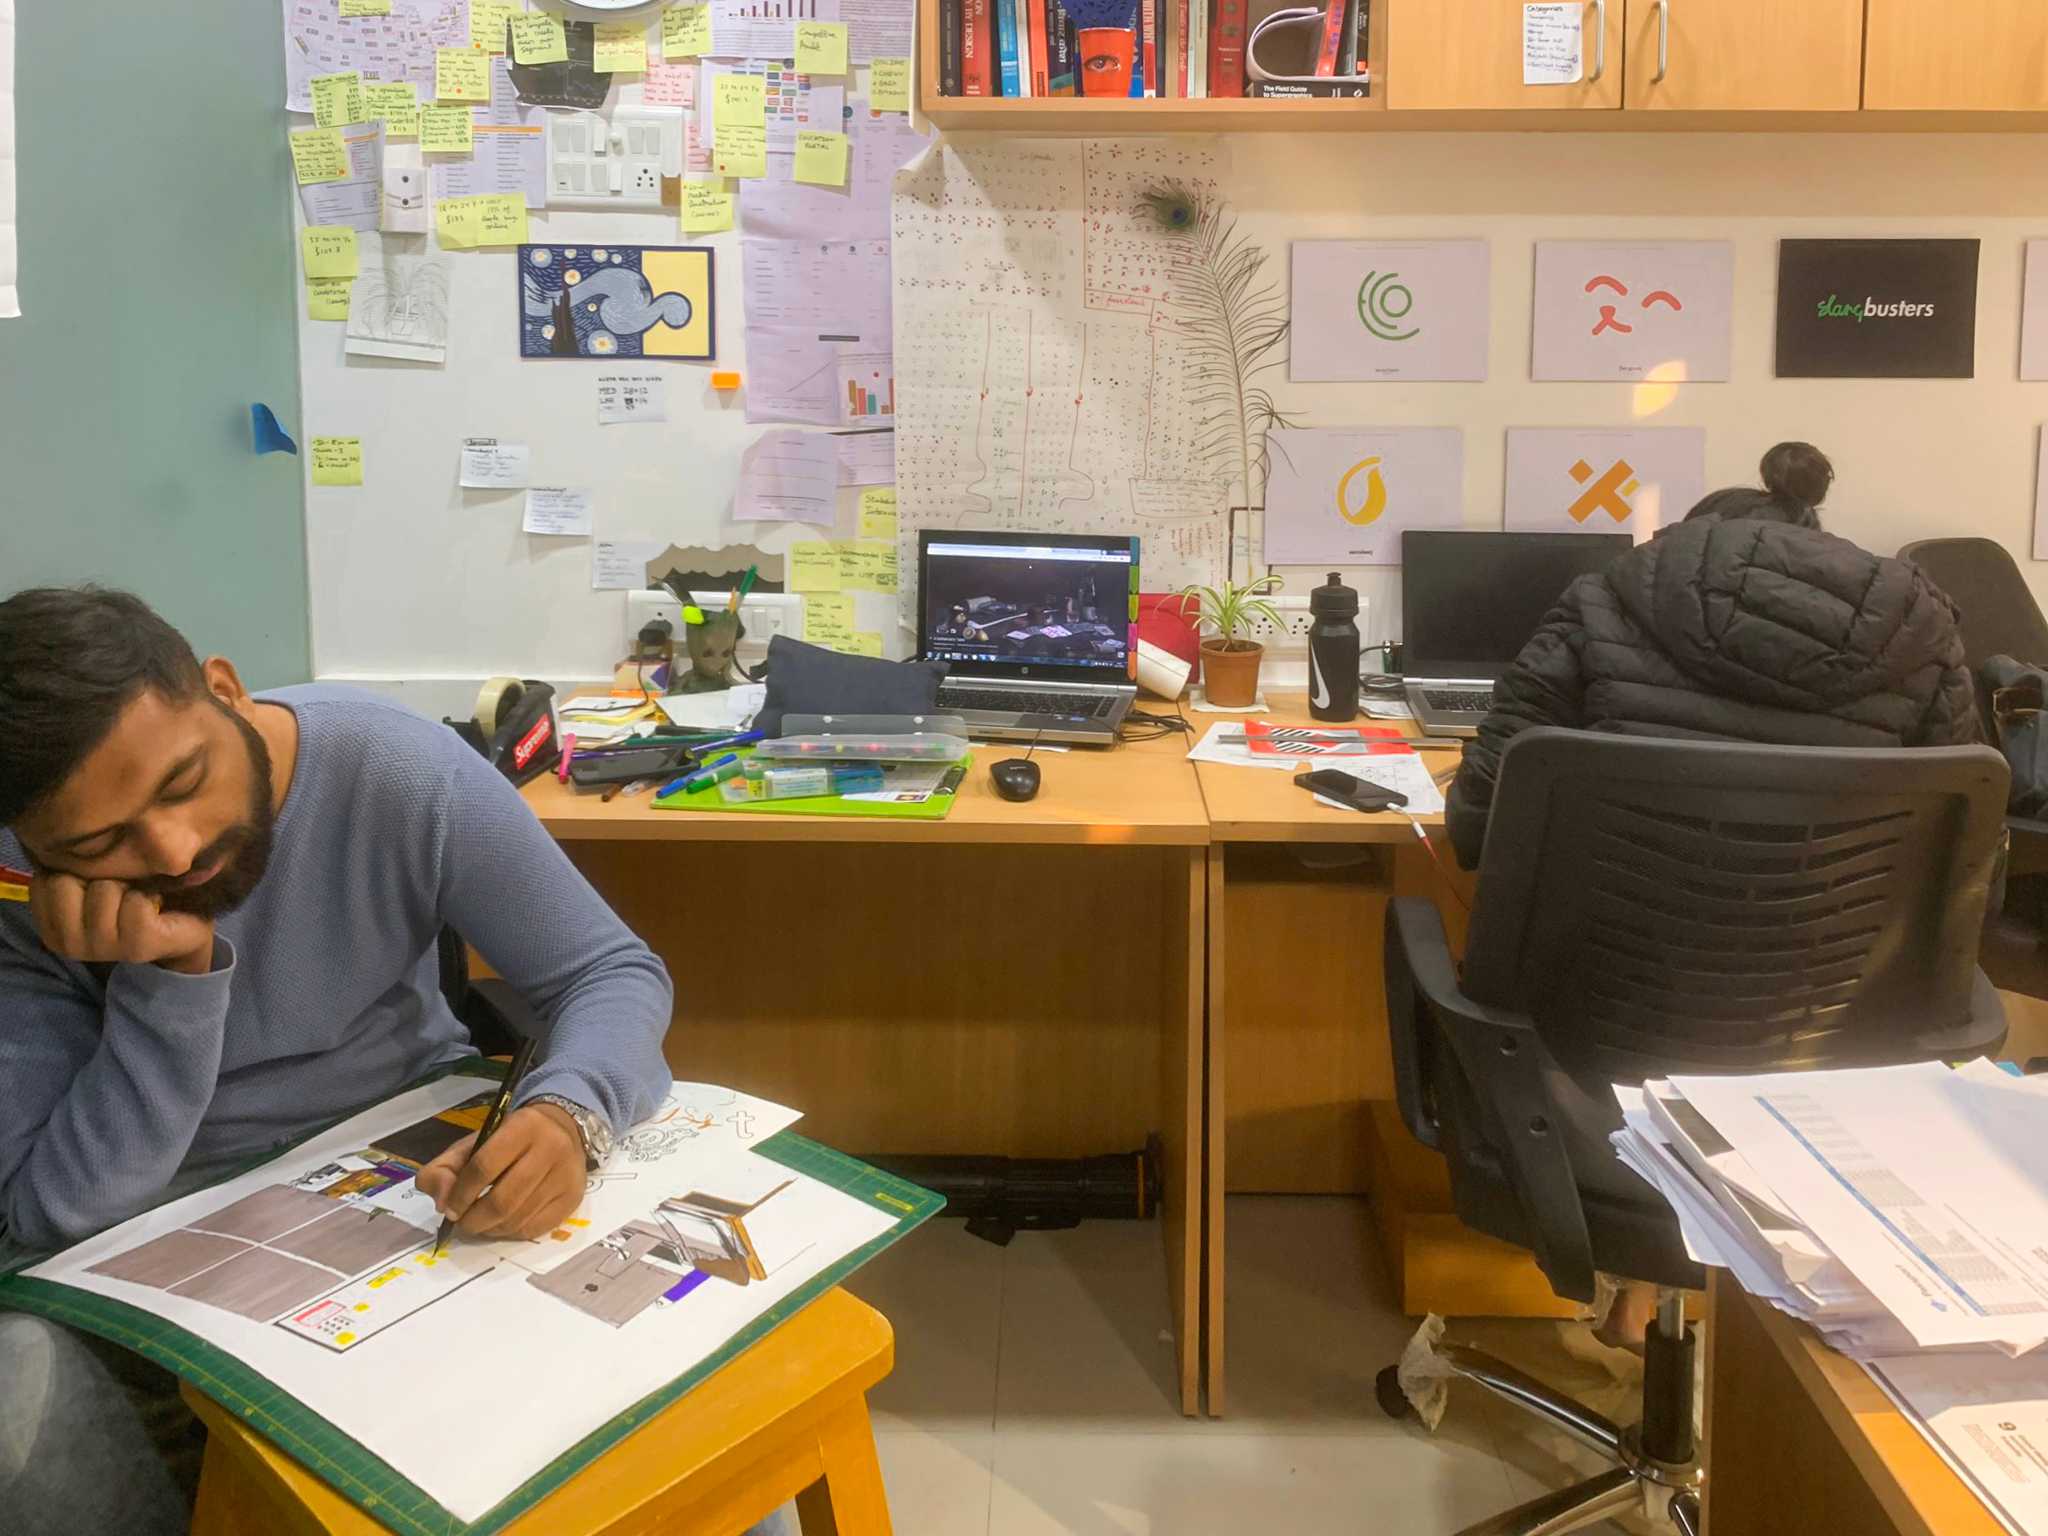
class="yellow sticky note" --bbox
[437,46,491,101]
[363,81,420,137]
[858,487,897,540]
[419,103,475,153]
[301,226,360,279]
[306,277,354,321]
[870,57,912,112]
[793,130,849,187]
[793,21,849,74]
[843,540,899,593]
[311,438,364,487]
[438,191,529,248]
[310,71,365,127]
[662,4,711,58]
[682,179,733,233]
[340,0,391,14]
[289,127,349,184]
[593,22,647,71]
[804,593,857,646]
[713,72,766,129]
[511,12,568,64]
[713,122,766,179]
[789,543,842,593]
[850,632,885,658]
[470,0,517,52]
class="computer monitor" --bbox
[1401,530,1633,677]
[917,530,1139,680]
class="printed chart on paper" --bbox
[281,0,472,116]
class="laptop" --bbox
[1401,530,1633,737]
[919,529,1140,746]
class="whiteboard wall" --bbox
[303,129,2048,707]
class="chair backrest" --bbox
[1463,730,2010,1083]
[1899,537,2048,676]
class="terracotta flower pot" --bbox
[1200,638,1264,707]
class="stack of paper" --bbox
[1613,1060,2048,1533]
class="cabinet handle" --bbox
[1588,0,1606,82]
[1654,0,1670,83]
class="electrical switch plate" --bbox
[546,107,682,209]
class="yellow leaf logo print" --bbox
[1337,456,1388,526]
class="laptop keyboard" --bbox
[939,686,1114,719]
[1421,686,1495,714]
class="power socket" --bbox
[624,590,801,671]
[1237,596,1315,660]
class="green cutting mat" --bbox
[652,749,971,821]
[0,1060,943,1536]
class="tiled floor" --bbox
[843,1195,1645,1536]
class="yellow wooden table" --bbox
[184,1288,896,1536]
[524,732,1210,1416]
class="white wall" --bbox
[305,131,2048,703]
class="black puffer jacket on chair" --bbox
[1445,517,1983,869]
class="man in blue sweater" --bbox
[0,587,677,1534]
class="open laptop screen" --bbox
[918,531,1139,679]
[1402,531,1632,676]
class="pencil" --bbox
[436,1033,541,1252]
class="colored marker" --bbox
[556,733,577,783]
[684,752,742,792]
[0,865,29,904]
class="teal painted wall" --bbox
[0,2,309,688]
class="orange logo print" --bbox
[1567,458,1639,523]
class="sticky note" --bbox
[789,543,842,593]
[289,127,349,185]
[311,437,363,486]
[363,81,420,137]
[311,71,365,127]
[804,593,856,646]
[793,130,848,187]
[306,277,354,321]
[793,21,849,74]
[682,179,733,233]
[843,540,899,593]
[250,404,298,456]
[340,0,391,13]
[851,632,884,657]
[301,226,360,279]
[662,4,711,57]
[713,123,766,179]
[470,0,517,51]
[594,22,648,71]
[419,104,475,153]
[870,58,912,112]
[858,486,897,540]
[437,46,491,101]
[713,72,766,129]
[511,12,568,64]
[437,192,529,248]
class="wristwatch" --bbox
[530,1094,614,1170]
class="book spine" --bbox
[962,0,995,96]
[1014,0,1035,94]
[1209,0,1245,97]
[1191,0,1205,96]
[1027,0,1050,96]
[1173,0,1188,96]
[1148,0,1162,94]
[1247,77,1367,97]
[1313,0,1344,75]
[1333,0,1361,76]
[995,0,1023,97]
[941,0,964,95]
[1048,0,1076,95]
[1127,0,1145,95]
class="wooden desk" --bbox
[1703,1272,2005,1536]
[1190,698,1573,1415]
[525,732,1209,1415]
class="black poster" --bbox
[1775,239,1980,379]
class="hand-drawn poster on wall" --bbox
[518,244,715,360]
[891,139,1234,613]
[280,0,471,116]
[27,1077,901,1524]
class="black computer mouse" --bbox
[991,758,1041,803]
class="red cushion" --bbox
[1137,594,1203,682]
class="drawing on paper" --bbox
[529,1180,799,1327]
[1584,274,1684,338]
[346,254,451,364]
[519,245,715,360]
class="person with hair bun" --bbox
[1447,442,1980,870]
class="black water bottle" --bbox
[1308,572,1362,722]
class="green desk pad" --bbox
[0,1059,942,1536]
[651,748,971,821]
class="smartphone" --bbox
[1295,769,1408,814]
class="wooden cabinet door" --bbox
[1866,0,2048,110]
[1622,0,1863,111]
[1384,0,1623,111]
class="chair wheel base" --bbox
[1375,1364,1413,1420]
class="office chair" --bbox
[1377,730,2011,1536]
[435,926,539,1059]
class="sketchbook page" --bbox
[26,1079,892,1525]
[890,139,1232,628]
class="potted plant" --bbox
[1179,575,1283,708]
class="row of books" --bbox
[935,0,1370,99]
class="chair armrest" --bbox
[1383,897,1599,1304]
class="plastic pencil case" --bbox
[758,713,971,764]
